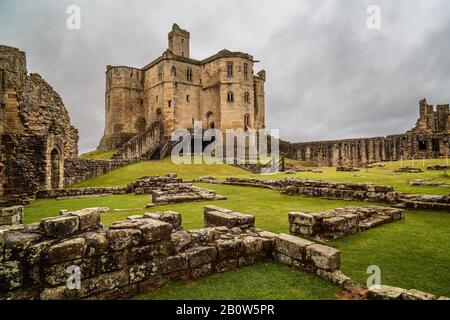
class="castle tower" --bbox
[168,23,190,58]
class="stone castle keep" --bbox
[280,98,450,167]
[98,24,266,157]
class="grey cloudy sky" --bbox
[1,0,449,153]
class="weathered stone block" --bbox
[273,252,292,266]
[289,212,315,226]
[186,246,217,268]
[215,259,237,273]
[367,285,405,300]
[106,228,141,251]
[275,234,313,259]
[159,254,188,274]
[40,215,79,238]
[97,251,126,273]
[65,208,101,230]
[401,289,436,300]
[129,262,159,283]
[216,239,243,260]
[190,263,212,279]
[44,258,96,286]
[306,244,340,271]
[45,238,86,264]
[204,208,254,229]
[83,231,109,256]
[0,260,23,290]
[139,219,172,243]
[242,236,264,256]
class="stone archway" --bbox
[205,111,215,129]
[50,148,62,190]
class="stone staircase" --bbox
[112,121,165,160]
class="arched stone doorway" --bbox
[50,148,62,190]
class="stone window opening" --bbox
[244,92,250,103]
[227,91,234,103]
[227,62,233,78]
[168,100,172,108]
[244,63,248,79]
[156,108,161,117]
[186,67,193,81]
[186,95,190,102]
[140,99,143,107]
[158,66,163,81]
[418,140,427,150]
[244,113,250,130]
[156,95,158,102]
[171,66,176,76]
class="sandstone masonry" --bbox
[280,98,450,167]
[97,24,266,160]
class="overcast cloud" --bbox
[0,0,449,153]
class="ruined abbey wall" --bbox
[98,24,266,152]
[0,45,79,204]
[280,99,450,167]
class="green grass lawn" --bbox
[134,261,339,300]
[71,158,249,188]
[330,209,450,298]
[24,183,450,298]
[70,157,450,195]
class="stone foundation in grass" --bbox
[0,206,24,226]
[289,205,404,241]
[367,285,448,300]
[204,205,255,229]
[0,205,348,300]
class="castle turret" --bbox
[168,23,190,58]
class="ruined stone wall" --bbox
[280,99,450,167]
[0,207,275,300]
[289,206,404,241]
[0,205,350,300]
[0,45,79,204]
[63,159,137,187]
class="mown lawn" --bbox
[134,261,339,300]
[24,184,450,298]
[71,157,450,195]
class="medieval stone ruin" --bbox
[280,98,450,167]
[0,205,445,300]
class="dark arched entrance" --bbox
[50,148,61,189]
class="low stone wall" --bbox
[64,159,137,187]
[0,206,23,225]
[0,205,350,300]
[368,285,448,300]
[130,175,182,195]
[289,206,404,241]
[274,233,340,272]
[204,205,255,229]
[0,207,275,300]
[37,187,130,199]
[399,194,450,211]
[152,184,225,206]
[222,177,450,211]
